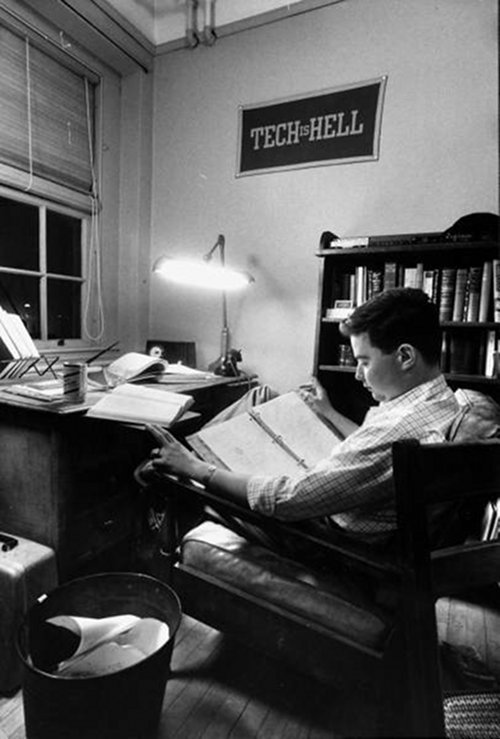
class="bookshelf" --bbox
[313,234,500,424]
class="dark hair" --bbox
[340,288,441,364]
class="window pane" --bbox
[47,278,81,339]
[47,210,82,276]
[0,196,39,270]
[0,272,40,339]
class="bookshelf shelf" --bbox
[313,229,500,424]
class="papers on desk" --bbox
[103,351,211,387]
[86,382,194,426]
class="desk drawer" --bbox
[64,493,140,572]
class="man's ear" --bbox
[397,343,417,370]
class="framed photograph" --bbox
[145,340,197,367]
[237,76,387,177]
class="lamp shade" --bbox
[153,255,254,291]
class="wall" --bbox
[148,0,498,392]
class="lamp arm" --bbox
[203,234,225,263]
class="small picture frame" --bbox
[145,340,197,367]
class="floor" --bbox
[2,595,499,739]
[0,614,375,739]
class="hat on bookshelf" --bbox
[443,212,499,242]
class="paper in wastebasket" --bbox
[45,614,170,677]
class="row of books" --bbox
[336,260,500,322]
[441,330,499,377]
[0,306,40,380]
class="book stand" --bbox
[0,354,59,382]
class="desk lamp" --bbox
[153,234,254,376]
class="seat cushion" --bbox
[180,520,392,649]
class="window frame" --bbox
[0,185,91,351]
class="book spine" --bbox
[438,268,456,322]
[383,262,397,291]
[431,268,441,305]
[415,262,424,290]
[451,268,468,322]
[465,265,483,322]
[493,259,500,322]
[355,266,367,306]
[422,269,434,300]
[484,330,496,377]
[478,261,492,322]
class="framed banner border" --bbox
[236,76,387,178]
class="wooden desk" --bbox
[0,376,253,579]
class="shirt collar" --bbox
[379,375,450,410]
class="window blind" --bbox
[0,24,96,195]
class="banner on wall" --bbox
[236,76,387,177]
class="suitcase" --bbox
[0,532,57,694]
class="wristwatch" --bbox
[201,464,217,487]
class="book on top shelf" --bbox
[383,262,397,291]
[464,265,483,322]
[451,268,468,322]
[438,267,457,322]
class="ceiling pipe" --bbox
[202,0,217,46]
[186,0,200,48]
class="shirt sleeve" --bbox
[247,423,394,520]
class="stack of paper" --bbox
[0,307,39,379]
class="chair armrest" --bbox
[431,540,500,595]
[152,474,399,579]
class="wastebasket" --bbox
[17,572,181,739]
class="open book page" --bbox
[86,383,193,425]
[188,391,340,476]
[189,411,304,475]
[103,352,169,387]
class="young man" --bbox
[145,288,459,543]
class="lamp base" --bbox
[208,349,242,377]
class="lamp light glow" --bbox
[153,256,253,291]
[152,234,254,377]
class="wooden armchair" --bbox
[138,390,500,737]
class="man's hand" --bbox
[298,377,334,419]
[146,424,205,480]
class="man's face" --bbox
[350,332,405,403]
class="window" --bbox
[0,14,101,347]
[0,192,88,343]
[0,22,97,199]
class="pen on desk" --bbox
[86,341,120,365]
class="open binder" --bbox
[187,391,343,476]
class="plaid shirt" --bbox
[247,376,459,537]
